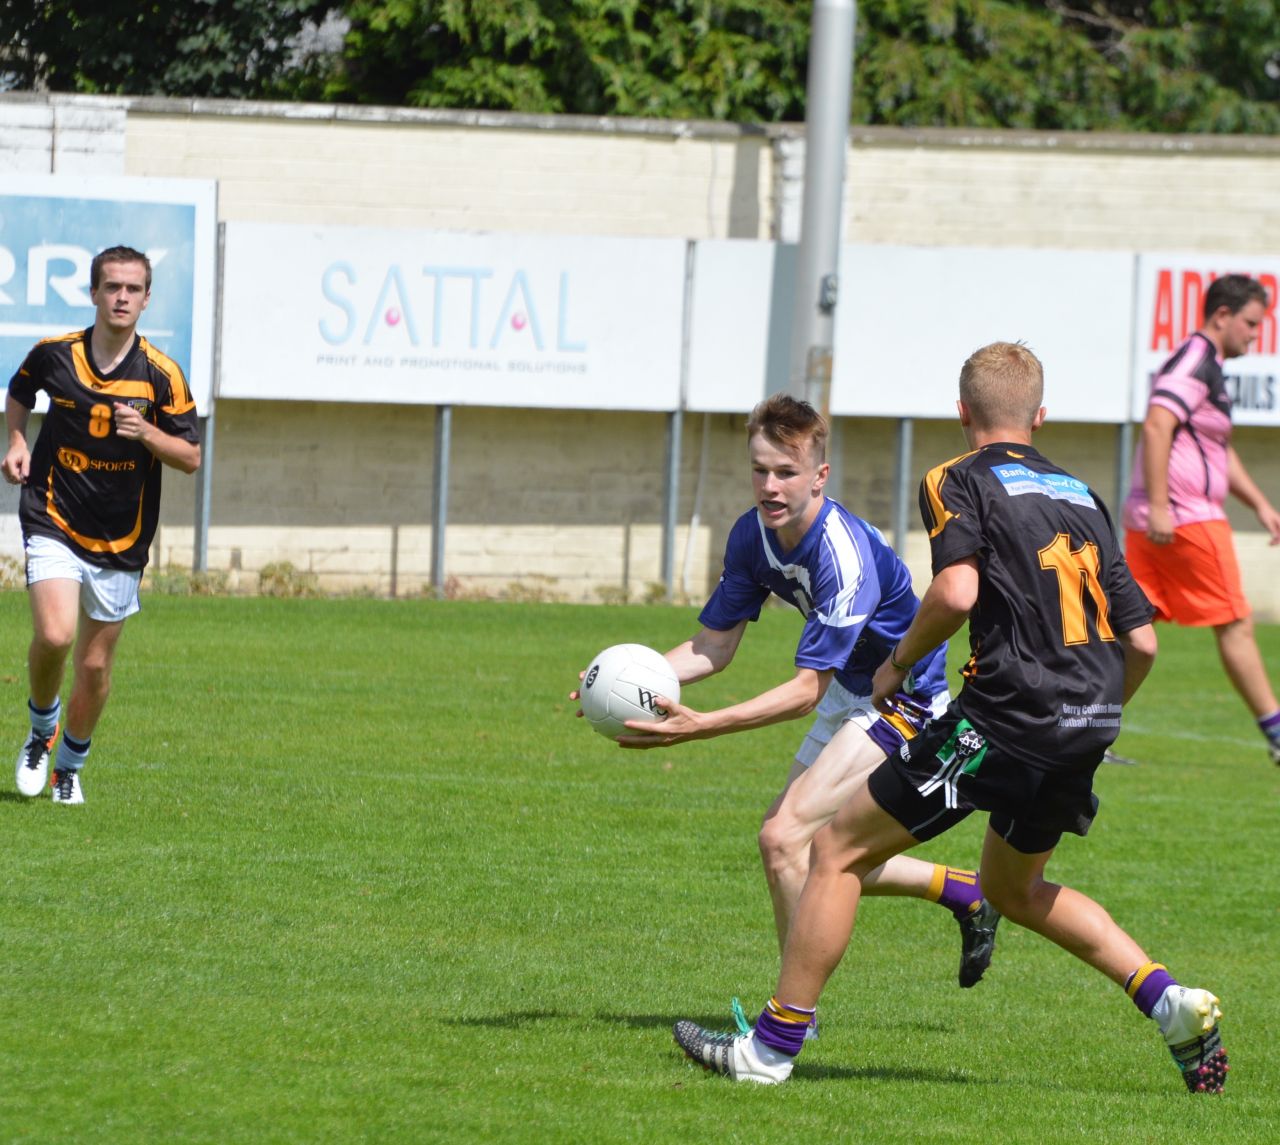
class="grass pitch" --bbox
[1,595,1277,1143]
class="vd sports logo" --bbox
[56,447,136,474]
[56,447,89,473]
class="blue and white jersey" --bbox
[699,499,948,699]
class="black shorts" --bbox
[866,706,1101,855]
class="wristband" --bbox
[889,645,912,672]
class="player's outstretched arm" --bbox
[618,665,832,749]
[664,621,747,685]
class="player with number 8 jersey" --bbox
[8,328,198,571]
[919,440,1153,769]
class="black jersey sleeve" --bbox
[919,451,984,575]
[6,345,44,409]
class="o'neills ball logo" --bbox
[57,447,89,473]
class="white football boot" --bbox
[673,1021,794,1084]
[1158,986,1226,1094]
[51,768,84,805]
[16,726,57,797]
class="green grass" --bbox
[1,595,1277,1143]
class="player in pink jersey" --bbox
[1123,274,1280,765]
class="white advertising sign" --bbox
[686,240,794,412]
[1131,253,1280,426]
[219,223,686,411]
[833,246,1136,423]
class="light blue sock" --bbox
[56,732,91,772]
[28,698,60,738]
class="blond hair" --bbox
[958,342,1044,432]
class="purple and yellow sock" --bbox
[1125,961,1177,1017]
[1258,710,1280,743]
[926,864,984,920]
[754,996,815,1057]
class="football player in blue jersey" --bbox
[617,393,999,1019]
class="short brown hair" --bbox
[958,342,1044,432]
[1202,274,1268,322]
[745,394,828,464]
[90,245,151,292]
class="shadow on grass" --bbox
[445,1010,992,1086]
[601,1012,954,1036]
[793,1062,986,1085]
[444,1010,567,1028]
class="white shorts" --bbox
[794,678,950,768]
[25,534,141,623]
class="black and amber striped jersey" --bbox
[919,442,1153,769]
[8,329,199,572]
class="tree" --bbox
[329,0,810,121]
[0,0,338,99]
[3,0,1277,133]
[325,0,1280,133]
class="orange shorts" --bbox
[1124,519,1250,627]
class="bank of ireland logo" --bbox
[57,447,89,473]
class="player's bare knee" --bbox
[758,815,809,880]
[982,875,1045,926]
[31,628,74,661]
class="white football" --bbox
[580,643,680,739]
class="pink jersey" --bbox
[1124,332,1232,531]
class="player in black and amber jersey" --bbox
[674,343,1227,1095]
[3,245,200,805]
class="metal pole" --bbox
[788,0,857,418]
[1116,421,1134,527]
[664,240,696,603]
[431,404,452,598]
[193,405,215,572]
[662,410,682,602]
[195,220,226,572]
[893,417,914,555]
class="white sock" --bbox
[1151,985,1177,1036]
[751,1034,797,1066]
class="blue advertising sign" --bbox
[0,176,217,409]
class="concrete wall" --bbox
[4,94,1280,613]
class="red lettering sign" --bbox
[1150,267,1276,354]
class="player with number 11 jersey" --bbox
[920,442,1153,768]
